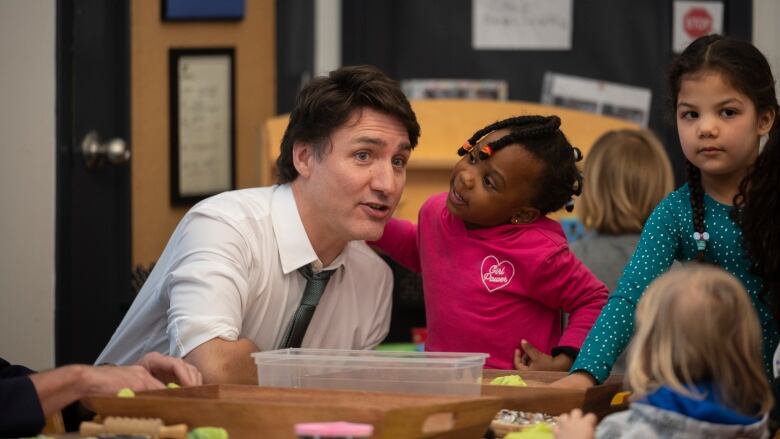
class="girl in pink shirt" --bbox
[373,115,608,370]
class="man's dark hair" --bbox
[275,65,420,183]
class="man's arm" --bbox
[184,337,259,384]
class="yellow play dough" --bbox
[489,374,528,386]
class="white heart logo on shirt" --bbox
[481,255,515,293]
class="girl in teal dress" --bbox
[556,34,779,389]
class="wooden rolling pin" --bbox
[80,416,188,438]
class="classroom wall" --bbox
[754,0,780,94]
[0,0,56,370]
[131,0,276,266]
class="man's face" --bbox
[296,108,412,245]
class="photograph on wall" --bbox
[541,72,652,127]
[402,79,509,100]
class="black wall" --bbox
[341,0,753,184]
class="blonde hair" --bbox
[626,264,772,416]
[578,129,674,234]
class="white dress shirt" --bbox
[97,184,393,365]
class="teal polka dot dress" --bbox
[570,184,778,383]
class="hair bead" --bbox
[457,141,474,157]
[478,144,493,160]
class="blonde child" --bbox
[556,34,778,388]
[570,129,674,292]
[556,265,772,438]
[372,115,608,370]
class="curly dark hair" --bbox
[275,65,420,183]
[669,35,780,317]
[459,115,583,215]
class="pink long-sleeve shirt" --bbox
[374,193,608,369]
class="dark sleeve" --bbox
[0,358,46,438]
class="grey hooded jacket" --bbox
[596,403,769,439]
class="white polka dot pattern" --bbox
[570,184,778,382]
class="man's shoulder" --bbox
[189,186,278,222]
[343,241,392,280]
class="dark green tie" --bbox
[278,264,336,349]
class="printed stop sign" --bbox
[684,7,713,38]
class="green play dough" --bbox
[504,422,554,439]
[187,427,229,439]
[116,387,135,397]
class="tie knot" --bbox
[298,264,335,281]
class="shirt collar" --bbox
[270,184,349,275]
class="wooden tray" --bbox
[82,384,503,439]
[481,370,628,418]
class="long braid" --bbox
[457,115,583,215]
[687,160,707,262]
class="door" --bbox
[55,0,132,366]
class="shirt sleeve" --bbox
[370,217,422,273]
[550,248,609,350]
[162,211,255,357]
[0,373,45,438]
[570,198,681,383]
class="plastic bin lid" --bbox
[294,421,374,436]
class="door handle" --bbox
[80,130,130,170]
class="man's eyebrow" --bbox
[353,136,386,146]
[354,136,413,151]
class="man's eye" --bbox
[355,151,370,161]
[392,157,408,168]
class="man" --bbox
[2,352,201,437]
[97,65,420,384]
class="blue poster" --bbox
[163,0,245,21]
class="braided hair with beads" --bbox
[457,115,583,215]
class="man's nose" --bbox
[370,161,400,195]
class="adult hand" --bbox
[514,340,572,371]
[82,364,166,395]
[550,371,597,389]
[555,408,597,439]
[135,351,202,386]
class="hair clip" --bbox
[572,147,583,162]
[693,231,710,251]
[457,141,474,156]
[564,199,575,212]
[478,144,493,160]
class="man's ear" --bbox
[292,141,315,178]
[511,207,540,224]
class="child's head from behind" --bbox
[448,115,581,228]
[627,264,772,416]
[578,129,673,234]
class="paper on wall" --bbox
[472,0,573,50]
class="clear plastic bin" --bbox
[252,348,488,396]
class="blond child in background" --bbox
[556,264,772,438]
[568,129,674,374]
[569,129,674,292]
